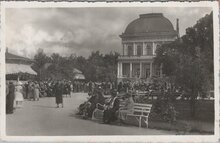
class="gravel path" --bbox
[6,93,176,136]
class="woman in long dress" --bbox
[14,81,24,108]
[27,82,34,100]
[119,93,134,121]
[33,82,40,101]
[55,81,64,108]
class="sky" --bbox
[5,7,212,58]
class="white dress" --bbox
[14,85,24,102]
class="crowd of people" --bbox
[5,79,117,114]
[6,78,181,116]
[6,80,73,114]
[118,79,182,97]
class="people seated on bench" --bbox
[76,88,105,119]
[87,89,105,118]
[76,92,92,116]
[102,89,120,124]
[118,92,134,121]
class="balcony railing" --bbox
[118,55,155,60]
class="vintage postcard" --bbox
[0,1,219,142]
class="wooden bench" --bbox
[125,103,152,128]
[92,102,152,128]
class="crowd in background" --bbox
[6,78,182,114]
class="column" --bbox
[130,62,132,78]
[122,44,124,56]
[150,62,153,78]
[143,42,146,55]
[117,62,120,78]
[133,43,136,56]
[152,42,155,55]
[120,62,123,77]
[145,42,148,55]
[140,62,142,78]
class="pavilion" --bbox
[6,49,37,81]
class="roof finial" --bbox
[176,18,180,38]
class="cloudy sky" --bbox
[5,7,212,58]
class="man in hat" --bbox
[102,89,120,124]
[6,81,15,114]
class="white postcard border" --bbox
[0,1,219,142]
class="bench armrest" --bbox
[96,103,105,110]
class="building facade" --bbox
[117,13,179,82]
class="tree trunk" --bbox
[190,89,197,118]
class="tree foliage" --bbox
[32,50,119,82]
[154,12,213,117]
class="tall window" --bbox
[137,44,143,56]
[132,63,140,78]
[146,43,153,55]
[127,45,133,56]
[142,63,150,78]
[122,63,130,77]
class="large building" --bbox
[117,13,179,82]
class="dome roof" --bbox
[121,13,177,38]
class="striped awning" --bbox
[6,63,37,75]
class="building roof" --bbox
[6,63,37,75]
[6,51,33,65]
[73,68,82,74]
[6,52,32,61]
[121,13,178,38]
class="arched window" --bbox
[127,45,133,56]
[146,43,153,55]
[137,44,143,56]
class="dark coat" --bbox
[103,96,120,123]
[6,83,15,114]
[55,83,63,104]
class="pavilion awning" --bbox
[6,63,37,75]
[74,73,85,80]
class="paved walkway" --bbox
[6,93,176,136]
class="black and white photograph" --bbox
[0,1,219,142]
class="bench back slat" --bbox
[132,103,152,115]
[134,103,152,107]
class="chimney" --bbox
[176,18,180,38]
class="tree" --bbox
[154,12,213,117]
[32,49,50,80]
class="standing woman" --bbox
[27,82,33,100]
[14,81,24,108]
[55,81,64,108]
[33,82,40,101]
